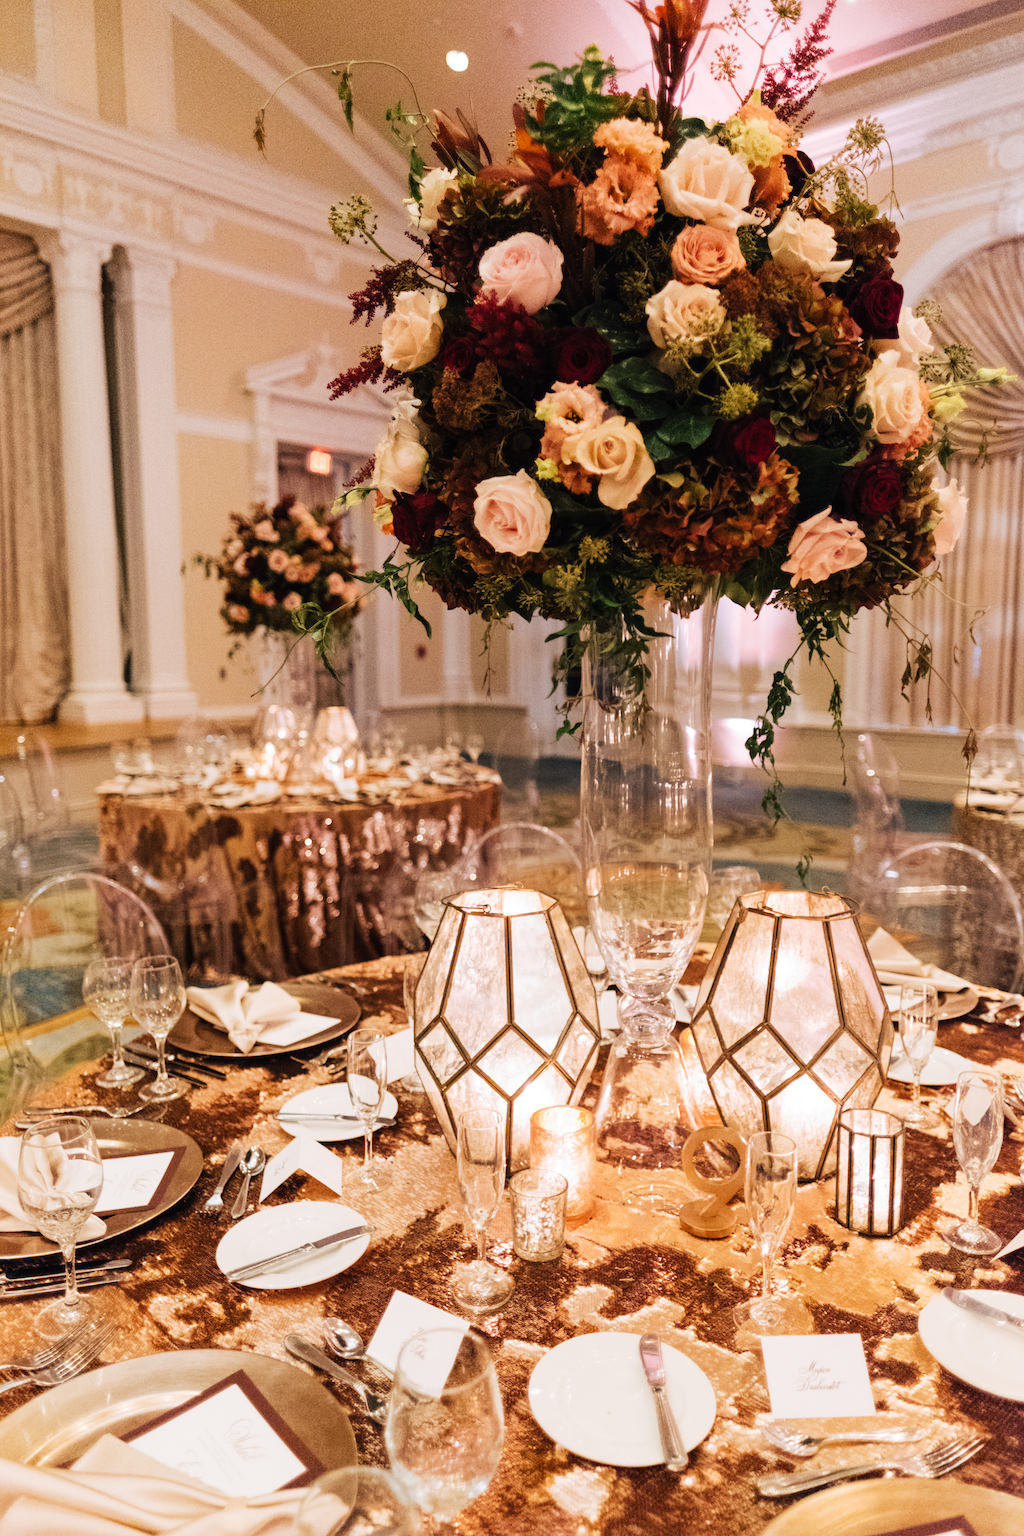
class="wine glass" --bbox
[296,1466,415,1536]
[347,1028,388,1189]
[451,1110,514,1316]
[129,955,188,1102]
[898,982,940,1128]
[733,1131,799,1337]
[943,1068,1004,1256]
[18,1116,104,1329]
[385,1327,504,1519]
[83,956,144,1089]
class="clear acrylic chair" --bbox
[846,732,907,905]
[876,839,1024,993]
[0,770,31,899]
[491,719,542,821]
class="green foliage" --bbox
[525,48,624,152]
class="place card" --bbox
[384,1028,415,1082]
[256,1011,340,1048]
[259,1135,345,1202]
[95,1148,183,1214]
[996,1228,1024,1261]
[125,1371,322,1496]
[871,1521,980,1536]
[760,1333,875,1420]
[366,1289,469,1388]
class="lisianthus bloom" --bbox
[380,288,447,371]
[768,209,851,283]
[781,508,867,586]
[473,470,552,555]
[646,281,726,350]
[577,158,660,244]
[671,225,745,286]
[537,381,607,457]
[658,135,755,231]
[477,232,563,314]
[930,477,968,556]
[593,117,668,175]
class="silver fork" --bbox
[0,1318,116,1398]
[16,1102,155,1124]
[0,1317,95,1374]
[759,1417,924,1458]
[757,1433,987,1497]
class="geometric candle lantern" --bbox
[690,891,893,1180]
[414,888,601,1171]
[835,1108,904,1237]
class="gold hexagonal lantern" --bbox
[414,888,601,1170]
[690,890,893,1180]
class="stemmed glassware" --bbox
[898,982,940,1128]
[733,1131,799,1337]
[18,1116,104,1329]
[129,955,188,1102]
[347,1028,388,1189]
[296,1466,415,1536]
[385,1327,505,1519]
[943,1068,1004,1256]
[83,957,144,1089]
[451,1110,514,1316]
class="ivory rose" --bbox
[781,508,867,586]
[478,233,563,314]
[858,350,928,445]
[380,288,447,371]
[931,477,968,556]
[887,306,934,369]
[406,166,458,233]
[371,400,428,499]
[670,225,745,286]
[657,136,755,231]
[767,208,851,283]
[253,519,278,542]
[645,281,726,350]
[571,416,655,510]
[473,470,553,555]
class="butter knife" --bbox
[946,1289,1024,1337]
[0,1273,125,1301]
[225,1223,371,1282]
[639,1333,688,1471]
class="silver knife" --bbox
[0,1259,132,1289]
[225,1223,371,1283]
[639,1333,688,1471]
[946,1289,1024,1336]
[0,1273,125,1301]
[276,1112,396,1128]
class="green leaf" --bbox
[644,412,714,460]
[337,69,354,133]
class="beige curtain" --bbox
[0,231,70,723]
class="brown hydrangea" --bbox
[432,360,503,432]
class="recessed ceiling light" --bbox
[446,49,469,72]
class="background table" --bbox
[96,775,500,980]
[4,957,1024,1533]
[954,791,1024,899]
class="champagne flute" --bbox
[296,1466,415,1536]
[943,1069,1004,1256]
[733,1131,798,1337]
[83,956,144,1088]
[451,1110,514,1316]
[898,982,940,1128]
[348,1028,387,1189]
[130,955,187,1102]
[18,1116,104,1328]
[385,1327,504,1518]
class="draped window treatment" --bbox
[0,230,70,724]
[855,238,1024,731]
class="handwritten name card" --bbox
[760,1333,875,1420]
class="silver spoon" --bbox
[323,1317,365,1359]
[230,1146,267,1220]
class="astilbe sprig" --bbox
[759,0,838,125]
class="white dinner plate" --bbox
[883,985,980,1022]
[528,1331,716,1466]
[919,1289,1024,1400]
[886,1043,975,1085]
[215,1199,370,1290]
[277,1082,399,1142]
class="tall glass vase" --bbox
[585,590,717,1212]
[251,629,319,723]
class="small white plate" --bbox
[919,1289,1024,1400]
[886,1044,975,1086]
[277,1082,399,1143]
[528,1331,716,1466]
[215,1199,370,1290]
[883,985,980,1023]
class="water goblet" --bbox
[296,1466,415,1536]
[943,1068,1005,1256]
[83,956,144,1089]
[130,955,188,1102]
[898,982,940,1128]
[18,1116,104,1329]
[385,1327,504,1519]
[451,1110,514,1316]
[733,1131,800,1337]
[348,1028,388,1190]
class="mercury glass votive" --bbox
[835,1107,904,1237]
[530,1106,597,1221]
[510,1169,568,1262]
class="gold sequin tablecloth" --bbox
[4,958,1024,1534]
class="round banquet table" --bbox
[96,774,500,980]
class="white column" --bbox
[40,232,142,724]
[441,609,475,709]
[107,247,197,719]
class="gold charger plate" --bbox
[0,1119,203,1260]
[760,1477,1024,1536]
[0,1348,356,1473]
[170,981,361,1060]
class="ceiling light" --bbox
[446,49,469,72]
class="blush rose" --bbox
[571,416,655,510]
[473,470,553,555]
[478,233,564,315]
[670,225,745,285]
[781,508,867,586]
[657,136,755,230]
[371,400,428,499]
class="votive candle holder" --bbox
[530,1106,596,1222]
[835,1107,904,1237]
[509,1169,568,1262]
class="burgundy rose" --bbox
[840,455,904,524]
[550,326,613,386]
[712,412,777,469]
[391,490,446,553]
[846,272,903,340]
[440,335,478,376]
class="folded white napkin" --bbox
[185,982,300,1053]
[0,1137,105,1239]
[0,1435,300,1536]
[866,928,972,994]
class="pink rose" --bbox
[282,591,302,611]
[671,225,745,285]
[478,233,563,315]
[473,470,552,555]
[267,548,289,573]
[227,604,250,624]
[380,289,447,371]
[781,508,867,587]
[931,477,968,556]
[571,416,655,510]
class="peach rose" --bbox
[781,508,867,587]
[380,288,447,371]
[859,350,928,445]
[371,400,428,499]
[670,225,745,286]
[657,136,755,231]
[478,233,563,314]
[473,470,552,555]
[282,592,302,611]
[767,209,850,283]
[571,416,655,510]
[931,477,968,556]
[645,281,726,350]
[227,604,250,624]
[267,548,289,574]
